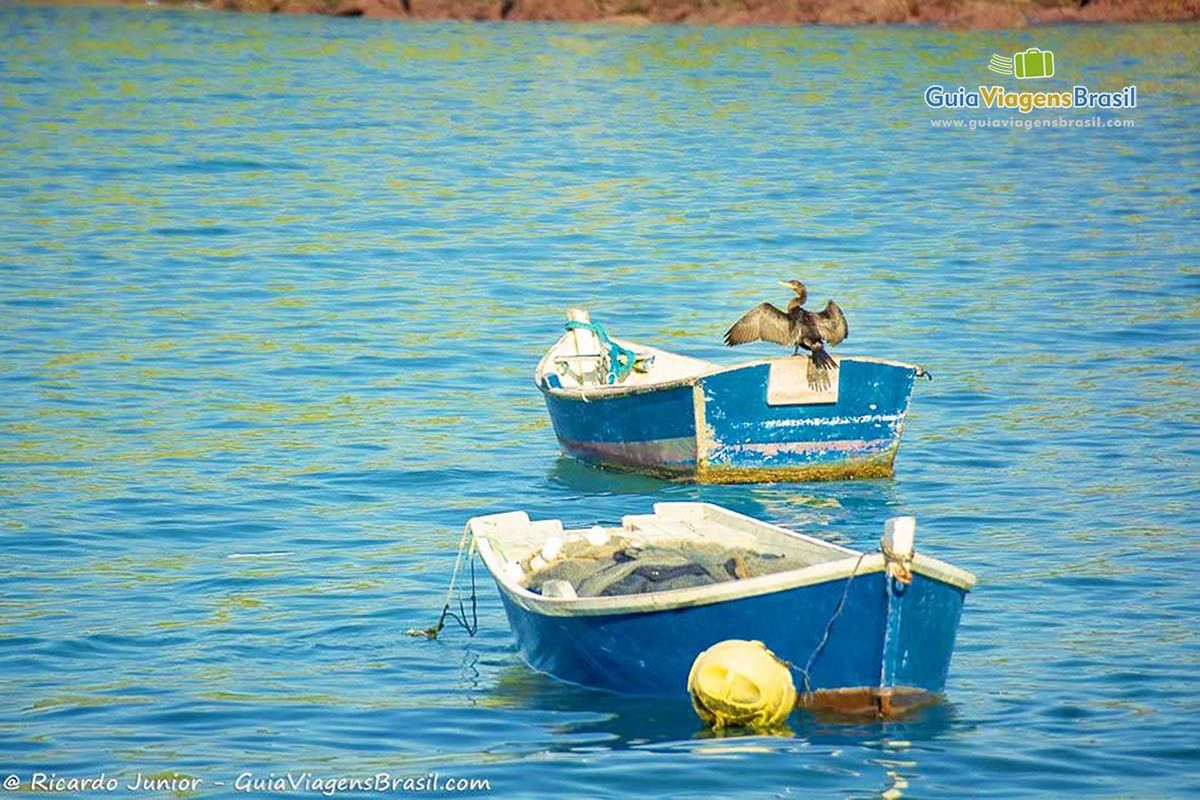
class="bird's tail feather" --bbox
[806,349,836,390]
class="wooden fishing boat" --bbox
[470,502,975,714]
[536,310,929,483]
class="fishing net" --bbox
[524,538,807,598]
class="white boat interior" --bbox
[475,502,850,583]
[471,502,976,613]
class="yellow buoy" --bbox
[687,639,797,730]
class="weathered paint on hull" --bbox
[540,357,919,483]
[557,442,896,483]
[542,382,698,473]
[694,447,898,484]
[492,570,967,708]
[555,435,696,476]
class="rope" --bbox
[565,320,637,385]
[407,526,479,640]
[791,550,871,699]
[444,553,479,636]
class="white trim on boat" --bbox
[536,332,921,400]
[470,502,976,619]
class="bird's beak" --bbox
[778,281,793,289]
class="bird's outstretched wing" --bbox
[724,303,792,347]
[811,300,848,347]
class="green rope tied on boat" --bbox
[565,320,638,385]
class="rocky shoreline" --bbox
[43,0,1200,26]
[207,0,1199,26]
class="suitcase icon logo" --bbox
[988,48,1055,79]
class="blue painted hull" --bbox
[540,356,920,483]
[492,569,966,702]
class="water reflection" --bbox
[545,455,674,496]
[485,664,960,752]
[545,453,908,546]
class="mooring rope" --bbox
[791,549,871,699]
[407,526,479,640]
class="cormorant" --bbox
[723,280,849,373]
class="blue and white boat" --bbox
[471,502,975,714]
[536,310,929,483]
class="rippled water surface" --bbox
[1,5,1198,797]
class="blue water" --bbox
[1,4,1198,797]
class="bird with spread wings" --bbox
[723,280,849,385]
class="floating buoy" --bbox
[687,639,796,730]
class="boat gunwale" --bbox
[534,334,922,401]
[470,503,976,619]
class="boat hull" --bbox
[540,357,919,483]
[492,568,966,702]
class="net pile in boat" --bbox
[524,538,807,597]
